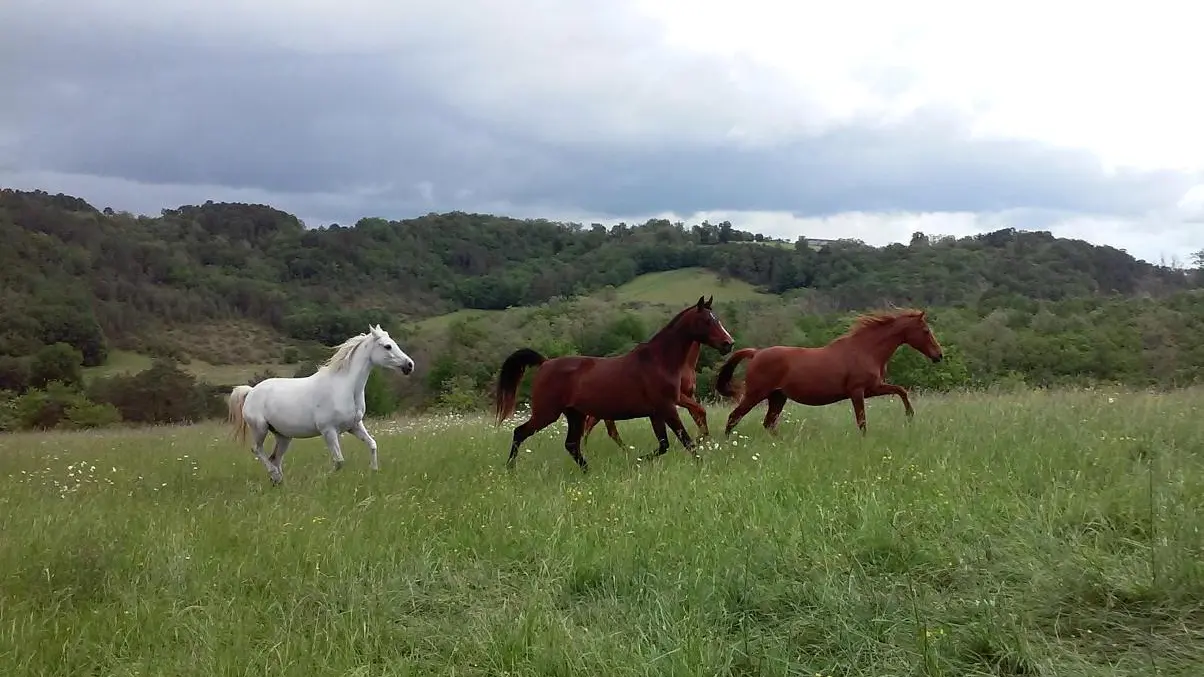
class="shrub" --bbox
[434,375,481,413]
[88,360,217,425]
[29,343,83,389]
[13,381,121,430]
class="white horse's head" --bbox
[365,324,415,375]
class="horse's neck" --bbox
[646,332,695,371]
[857,325,907,366]
[683,342,701,370]
[327,346,375,405]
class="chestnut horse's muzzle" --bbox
[718,340,734,355]
[931,353,943,363]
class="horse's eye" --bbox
[384,345,392,350]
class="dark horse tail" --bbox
[715,348,759,399]
[494,348,546,425]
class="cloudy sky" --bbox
[2,0,1201,264]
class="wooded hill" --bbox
[2,186,1204,425]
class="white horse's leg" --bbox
[268,435,292,478]
[249,424,281,484]
[349,420,379,471]
[321,427,345,471]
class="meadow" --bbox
[1,387,1202,676]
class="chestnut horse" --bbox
[494,296,735,473]
[715,308,943,435]
[581,341,707,449]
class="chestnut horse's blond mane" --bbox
[843,308,926,339]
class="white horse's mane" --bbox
[320,325,387,372]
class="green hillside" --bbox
[2,186,1204,428]
[410,268,769,333]
[611,268,768,304]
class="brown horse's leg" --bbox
[604,420,625,447]
[678,395,710,438]
[583,415,626,449]
[723,389,771,436]
[850,389,868,433]
[638,417,672,462]
[562,408,590,474]
[507,409,561,470]
[665,406,696,458]
[762,390,788,434]
[641,406,696,462]
[868,383,914,418]
[581,414,598,444]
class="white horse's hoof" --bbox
[333,461,344,471]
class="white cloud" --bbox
[8,0,1203,164]
[633,0,1204,172]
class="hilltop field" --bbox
[79,268,763,383]
[2,387,1201,676]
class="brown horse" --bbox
[715,308,943,435]
[581,341,708,449]
[494,296,735,473]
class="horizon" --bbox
[2,0,1200,267]
[7,184,1194,270]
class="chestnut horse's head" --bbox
[678,296,735,355]
[902,310,944,363]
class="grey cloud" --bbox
[0,1,1198,227]
[522,114,1196,218]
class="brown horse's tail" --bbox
[494,348,546,425]
[715,348,759,400]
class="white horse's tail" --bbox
[227,384,254,446]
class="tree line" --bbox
[1,187,1202,431]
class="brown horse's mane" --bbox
[842,308,925,339]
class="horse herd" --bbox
[228,296,944,484]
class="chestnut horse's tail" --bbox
[715,348,759,400]
[494,348,546,425]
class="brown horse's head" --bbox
[902,310,944,363]
[678,296,735,354]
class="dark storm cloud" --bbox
[0,5,1196,223]
[522,115,1194,218]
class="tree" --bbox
[29,343,84,389]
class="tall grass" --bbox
[1,388,1202,676]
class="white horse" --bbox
[227,324,415,485]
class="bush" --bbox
[12,381,121,430]
[434,375,482,413]
[88,360,217,425]
[364,369,398,417]
[248,368,279,386]
[0,356,30,394]
[29,343,83,389]
[0,389,19,431]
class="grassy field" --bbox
[83,350,287,385]
[612,268,770,304]
[411,308,511,333]
[2,388,1202,676]
[408,268,771,333]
